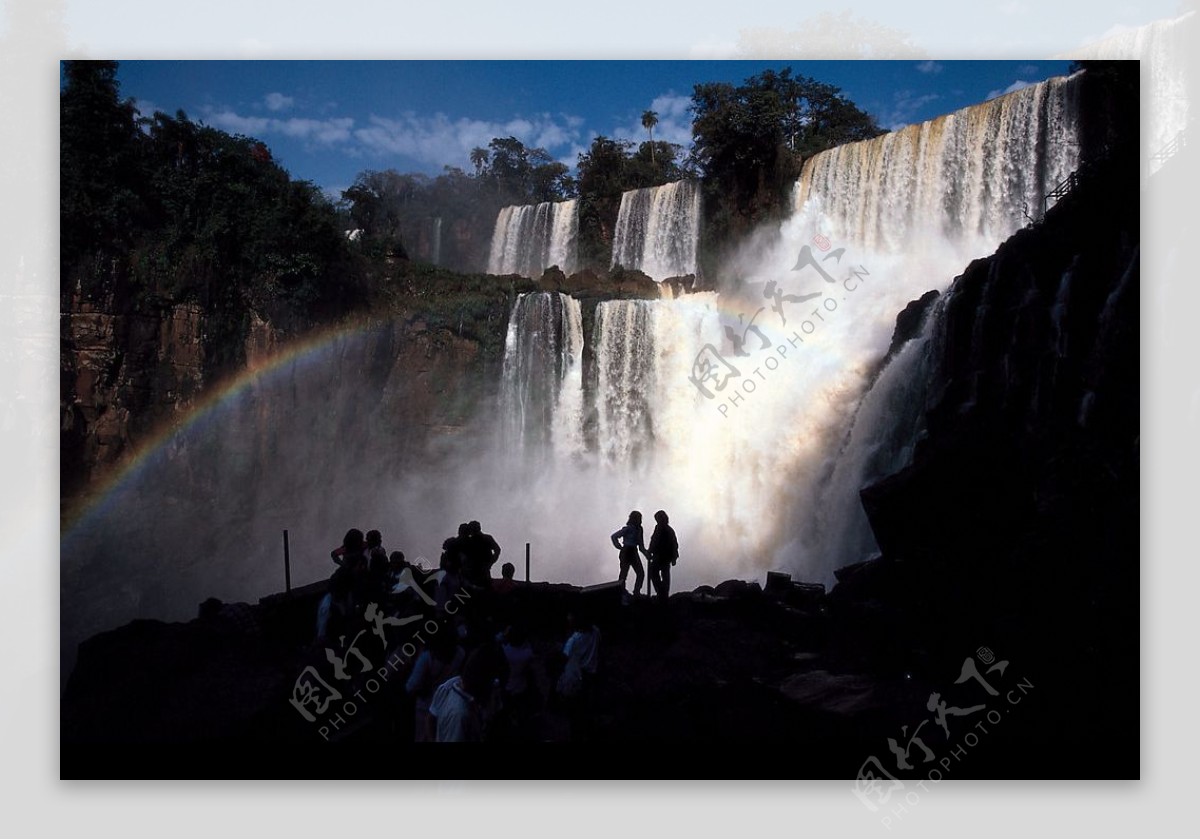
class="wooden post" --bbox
[283,529,292,595]
[525,542,531,583]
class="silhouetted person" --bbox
[435,541,464,614]
[366,529,389,603]
[429,644,505,742]
[647,510,679,604]
[470,520,501,566]
[405,622,465,742]
[340,528,372,613]
[461,520,501,591]
[318,528,368,641]
[611,510,649,597]
[499,623,535,703]
[495,622,537,740]
[447,523,478,588]
[557,611,600,741]
[386,550,408,587]
[494,561,518,595]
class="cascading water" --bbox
[793,75,1081,256]
[500,292,584,456]
[431,216,442,266]
[802,295,949,570]
[482,75,1085,588]
[62,75,1091,668]
[611,180,701,281]
[593,301,656,464]
[487,199,579,277]
[780,75,1083,578]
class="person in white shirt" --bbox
[557,612,600,699]
[429,646,500,742]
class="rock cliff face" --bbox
[60,287,508,678]
[825,148,1139,770]
[60,285,504,514]
[61,296,208,501]
[59,265,668,674]
[858,151,1138,578]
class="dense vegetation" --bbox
[62,60,884,326]
[338,67,880,275]
[689,68,883,274]
[61,61,364,357]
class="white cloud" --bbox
[203,109,353,146]
[264,92,294,112]
[203,104,587,169]
[206,109,271,135]
[878,90,940,131]
[353,111,584,169]
[277,117,354,144]
[985,79,1034,100]
[916,60,942,74]
[557,140,593,170]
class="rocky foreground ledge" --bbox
[60,559,1118,780]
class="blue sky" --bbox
[113,60,1074,199]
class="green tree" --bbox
[689,65,883,269]
[690,67,882,211]
[632,140,685,187]
[481,136,572,204]
[62,60,363,328]
[575,136,634,269]
[641,109,659,165]
[342,169,426,246]
[469,146,489,177]
[60,60,143,275]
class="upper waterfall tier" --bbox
[611,180,701,281]
[487,199,579,278]
[794,74,1082,255]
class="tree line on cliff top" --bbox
[61,59,883,320]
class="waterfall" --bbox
[594,301,657,464]
[487,199,579,277]
[63,75,1093,663]
[794,75,1081,256]
[477,77,1087,588]
[431,216,442,266]
[611,180,701,281]
[500,292,584,455]
[804,295,950,568]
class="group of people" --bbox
[611,509,679,603]
[437,520,503,597]
[312,519,601,743]
[405,611,601,743]
[315,527,404,643]
[308,511,680,741]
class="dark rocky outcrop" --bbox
[827,143,1140,773]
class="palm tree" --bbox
[641,110,659,165]
[469,146,489,177]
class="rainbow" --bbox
[60,278,820,541]
[61,317,376,539]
